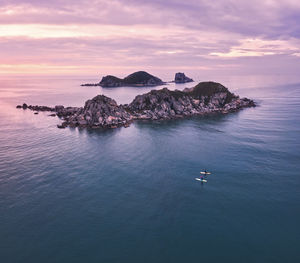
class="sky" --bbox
[0,0,300,77]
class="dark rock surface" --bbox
[63,95,132,128]
[174,72,193,83]
[121,71,164,86]
[17,81,256,129]
[80,83,100,87]
[128,82,255,120]
[99,75,124,87]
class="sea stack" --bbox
[174,72,193,83]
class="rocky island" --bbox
[174,72,193,83]
[17,81,256,129]
[81,71,165,87]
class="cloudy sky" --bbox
[0,0,299,76]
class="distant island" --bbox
[17,81,256,129]
[81,71,194,87]
[81,71,165,87]
[174,72,193,83]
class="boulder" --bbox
[57,122,67,129]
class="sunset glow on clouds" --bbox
[0,0,299,75]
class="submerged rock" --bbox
[174,72,193,83]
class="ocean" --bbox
[0,75,299,262]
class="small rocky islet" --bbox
[17,80,256,129]
[174,72,193,83]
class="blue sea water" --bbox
[0,75,299,263]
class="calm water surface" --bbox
[0,75,299,263]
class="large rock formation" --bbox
[123,71,164,86]
[82,71,165,87]
[98,75,124,87]
[66,95,132,128]
[17,81,256,129]
[174,72,193,83]
[127,82,254,120]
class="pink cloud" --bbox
[0,0,299,75]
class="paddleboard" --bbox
[195,178,207,183]
[200,172,211,175]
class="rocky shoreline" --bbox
[17,81,256,129]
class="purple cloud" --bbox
[0,0,299,75]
